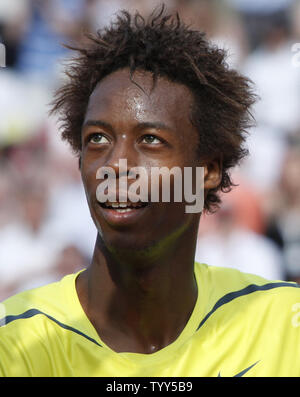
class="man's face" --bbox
[80,68,202,252]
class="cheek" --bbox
[81,161,99,206]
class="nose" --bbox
[105,137,137,178]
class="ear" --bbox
[203,156,222,190]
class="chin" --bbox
[106,231,154,252]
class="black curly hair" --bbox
[51,5,256,213]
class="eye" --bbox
[89,133,110,144]
[141,134,162,145]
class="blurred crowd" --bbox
[0,0,300,300]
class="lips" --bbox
[97,199,150,226]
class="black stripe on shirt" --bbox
[197,281,300,331]
[0,308,102,347]
[1,282,299,347]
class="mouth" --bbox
[98,201,149,213]
[96,200,150,227]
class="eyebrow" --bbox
[82,120,113,132]
[82,120,173,133]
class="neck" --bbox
[76,220,200,353]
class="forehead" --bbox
[84,68,195,130]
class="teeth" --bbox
[102,202,147,210]
[105,202,143,208]
[115,208,133,213]
[109,203,131,209]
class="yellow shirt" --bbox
[0,262,300,377]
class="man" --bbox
[0,8,299,377]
